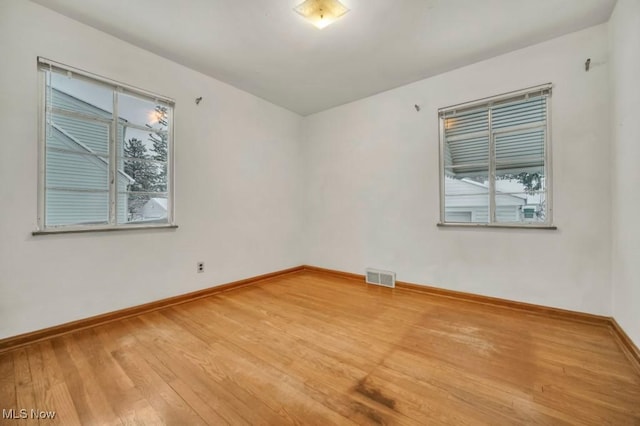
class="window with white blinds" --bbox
[36,58,176,233]
[439,84,552,227]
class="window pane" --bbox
[443,108,489,168]
[44,70,112,227]
[48,114,110,156]
[118,92,169,132]
[119,159,167,193]
[443,108,488,138]
[40,62,174,230]
[46,190,108,226]
[495,128,545,167]
[495,191,547,224]
[47,71,113,119]
[495,166,547,223]
[120,128,168,163]
[118,157,168,224]
[445,135,489,167]
[119,193,168,224]
[439,88,550,226]
[154,163,168,192]
[495,165,545,193]
[444,169,489,223]
[46,150,108,191]
[118,116,169,196]
[492,96,546,130]
[45,146,110,226]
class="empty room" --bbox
[1,0,639,424]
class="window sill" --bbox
[437,223,557,230]
[32,224,178,236]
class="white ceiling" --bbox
[31,0,616,115]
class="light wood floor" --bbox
[1,271,639,425]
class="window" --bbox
[439,84,552,227]
[37,58,175,233]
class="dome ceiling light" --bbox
[294,0,350,29]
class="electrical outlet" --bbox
[197,262,204,273]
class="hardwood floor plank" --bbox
[122,315,271,425]
[163,311,396,425]
[49,336,122,425]
[167,294,555,425]
[150,310,360,425]
[176,301,363,421]
[93,324,210,426]
[264,277,637,381]
[0,349,17,420]
[26,341,81,426]
[204,290,525,424]
[163,305,366,425]
[12,349,39,426]
[110,319,232,425]
[1,270,638,425]
[72,328,165,425]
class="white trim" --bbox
[50,106,113,125]
[109,91,118,224]
[167,105,176,226]
[438,113,445,223]
[492,121,546,135]
[437,222,557,230]
[444,130,489,142]
[33,224,178,236]
[488,108,496,223]
[36,70,46,231]
[545,91,553,224]
[119,191,169,196]
[122,122,169,134]
[119,156,168,166]
[445,162,489,170]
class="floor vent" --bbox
[365,268,396,288]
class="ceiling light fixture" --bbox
[294,0,350,29]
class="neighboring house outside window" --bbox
[37,58,175,233]
[438,84,552,227]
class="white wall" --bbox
[0,1,626,341]
[303,24,612,315]
[610,0,640,347]
[0,0,303,339]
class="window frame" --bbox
[438,84,555,229]
[35,57,176,234]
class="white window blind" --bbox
[439,84,552,227]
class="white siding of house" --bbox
[141,198,168,220]
[444,178,525,222]
[45,88,129,226]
